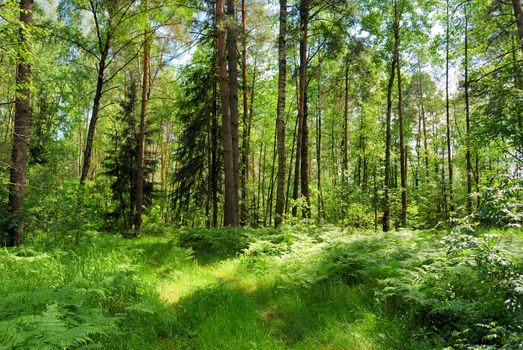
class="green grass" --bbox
[1,226,521,349]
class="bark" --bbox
[343,58,349,176]
[292,76,302,217]
[257,142,263,214]
[217,0,237,226]
[382,53,397,232]
[475,152,480,209]
[513,0,523,55]
[445,0,454,216]
[418,71,429,177]
[464,5,473,214]
[6,0,33,246]
[80,34,110,184]
[316,61,324,220]
[134,17,150,237]
[240,0,249,225]
[415,105,421,189]
[285,115,298,214]
[394,0,407,227]
[226,0,240,221]
[211,74,219,227]
[299,0,310,218]
[261,143,267,224]
[275,0,287,227]
[267,131,277,226]
[301,92,310,218]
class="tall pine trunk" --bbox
[226,0,240,222]
[445,0,454,217]
[464,4,473,215]
[394,0,407,227]
[275,0,287,227]
[513,0,523,55]
[217,0,237,226]
[343,57,349,177]
[292,76,302,216]
[240,0,249,225]
[299,0,310,218]
[134,13,150,237]
[6,0,33,246]
[382,43,397,232]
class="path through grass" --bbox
[1,226,521,349]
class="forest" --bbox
[1,0,523,348]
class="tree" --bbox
[226,0,240,222]
[134,0,150,236]
[216,0,238,226]
[275,0,287,227]
[445,0,454,217]
[240,0,249,224]
[382,48,396,232]
[394,0,407,227]
[5,0,33,246]
[513,0,523,55]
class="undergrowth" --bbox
[0,226,521,349]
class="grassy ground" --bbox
[1,226,521,349]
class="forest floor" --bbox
[1,225,522,349]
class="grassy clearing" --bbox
[1,226,521,349]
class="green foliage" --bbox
[0,235,192,349]
[170,41,220,224]
[1,227,522,349]
[103,78,157,235]
[474,174,523,228]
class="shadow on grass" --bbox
[167,234,421,350]
[176,227,281,265]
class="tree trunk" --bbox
[464,4,473,215]
[394,0,407,227]
[240,0,249,225]
[134,16,150,237]
[261,143,267,225]
[445,0,454,216]
[292,75,302,217]
[418,71,429,178]
[217,0,237,226]
[80,35,110,184]
[343,57,349,177]
[226,0,240,221]
[285,115,298,214]
[211,74,219,227]
[299,0,310,218]
[316,60,324,220]
[513,0,523,55]
[382,52,397,232]
[267,131,277,226]
[275,0,287,227]
[6,0,33,247]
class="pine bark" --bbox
[134,16,150,237]
[217,0,237,226]
[240,0,249,224]
[226,0,240,221]
[299,0,310,218]
[343,58,349,176]
[394,0,407,227]
[445,0,454,216]
[6,0,33,246]
[382,48,397,232]
[275,0,287,227]
[464,4,473,215]
[513,0,523,55]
